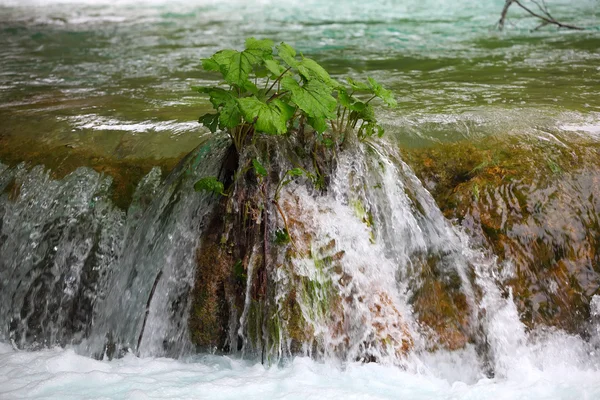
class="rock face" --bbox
[404,133,600,338]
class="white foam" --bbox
[67,114,199,134]
[1,338,599,400]
[560,124,600,135]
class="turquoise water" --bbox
[0,0,598,161]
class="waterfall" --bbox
[225,138,530,370]
[0,136,581,376]
[0,138,229,358]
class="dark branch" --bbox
[498,0,584,31]
[498,0,513,30]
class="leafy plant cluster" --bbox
[194,37,397,153]
[193,38,398,246]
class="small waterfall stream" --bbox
[0,136,598,380]
[0,138,229,358]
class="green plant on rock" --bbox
[194,37,396,155]
[189,40,398,359]
[192,37,397,213]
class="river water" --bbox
[1,0,600,398]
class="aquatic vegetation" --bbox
[194,37,394,155]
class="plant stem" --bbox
[266,90,289,103]
[267,67,291,94]
[365,95,377,105]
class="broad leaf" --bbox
[281,77,336,132]
[367,77,397,107]
[338,89,366,112]
[201,57,221,72]
[241,80,260,96]
[196,87,242,128]
[297,57,331,84]
[254,66,270,79]
[219,99,242,128]
[238,97,295,135]
[245,37,274,56]
[195,87,233,108]
[355,103,375,122]
[346,77,370,91]
[252,158,268,177]
[212,49,238,71]
[277,42,298,68]
[194,176,225,196]
[307,116,328,134]
[297,56,342,89]
[199,113,220,133]
[211,48,264,87]
[264,59,287,78]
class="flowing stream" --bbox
[1,0,600,398]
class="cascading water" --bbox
[0,138,229,358]
[1,136,600,398]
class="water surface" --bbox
[0,0,598,163]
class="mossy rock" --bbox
[403,132,600,336]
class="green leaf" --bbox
[206,39,274,87]
[367,77,397,107]
[219,100,242,128]
[321,137,335,148]
[307,116,328,133]
[338,89,366,112]
[274,229,290,245]
[238,97,295,135]
[287,168,304,177]
[254,66,270,79]
[196,87,242,128]
[194,176,225,196]
[245,37,274,56]
[281,77,336,132]
[199,113,220,133]
[211,48,264,87]
[346,77,370,91]
[201,57,221,72]
[355,103,375,122]
[212,49,238,71]
[252,158,268,177]
[277,42,298,68]
[196,87,232,108]
[264,59,287,78]
[297,57,331,84]
[359,121,385,140]
[241,80,260,96]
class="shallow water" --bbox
[0,0,599,162]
